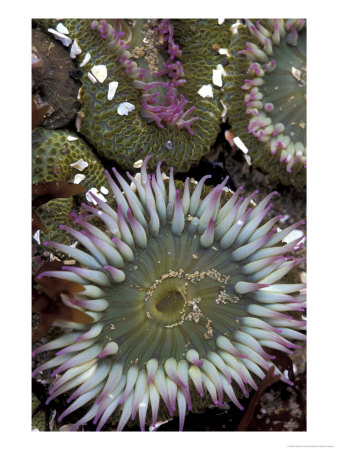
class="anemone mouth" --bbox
[33,157,306,431]
[225,19,306,187]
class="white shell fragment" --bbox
[220,99,227,121]
[56,23,69,35]
[219,48,230,56]
[234,136,252,165]
[233,136,249,154]
[47,28,72,47]
[100,186,109,195]
[117,102,135,115]
[218,19,225,25]
[88,72,97,84]
[133,159,143,168]
[86,188,107,205]
[198,84,213,99]
[70,39,82,59]
[231,21,241,34]
[75,114,82,132]
[107,81,118,100]
[70,159,88,171]
[67,135,78,141]
[212,68,223,87]
[282,229,305,246]
[91,65,108,83]
[33,229,41,245]
[73,174,86,184]
[80,53,91,67]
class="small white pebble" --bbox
[70,39,82,58]
[133,159,143,168]
[100,186,109,195]
[117,102,135,115]
[79,52,91,67]
[198,84,213,98]
[73,174,86,184]
[56,23,69,34]
[88,72,97,84]
[107,81,118,100]
[218,19,225,25]
[212,68,223,87]
[47,28,72,47]
[86,187,107,204]
[67,135,78,141]
[91,65,108,83]
[70,159,88,171]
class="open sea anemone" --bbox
[224,19,306,187]
[32,157,306,431]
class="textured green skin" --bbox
[36,19,231,172]
[223,21,306,188]
[32,394,46,431]
[33,127,110,246]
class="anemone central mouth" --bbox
[155,289,185,314]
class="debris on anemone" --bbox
[32,157,306,431]
[223,20,306,187]
[34,19,231,172]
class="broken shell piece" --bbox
[67,136,78,141]
[56,23,69,35]
[88,72,97,84]
[282,229,305,246]
[198,84,213,98]
[33,229,41,245]
[70,159,88,172]
[233,136,252,165]
[212,68,223,87]
[107,81,118,100]
[117,102,135,115]
[91,65,107,83]
[100,186,109,195]
[86,187,107,205]
[133,159,143,168]
[73,174,86,184]
[79,53,91,67]
[70,39,81,59]
[219,48,230,56]
[47,28,72,47]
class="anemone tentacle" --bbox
[33,157,306,431]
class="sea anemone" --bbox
[32,127,109,245]
[223,19,306,187]
[34,19,230,172]
[32,157,306,431]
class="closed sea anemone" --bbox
[34,19,230,172]
[32,157,306,431]
[224,19,306,187]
